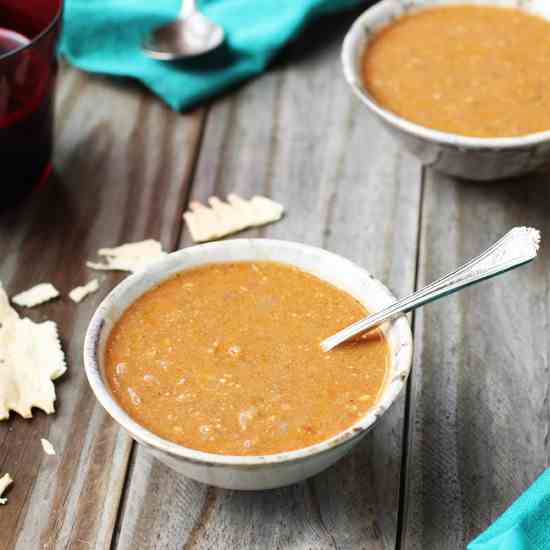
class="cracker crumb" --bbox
[12,283,59,308]
[41,438,56,455]
[0,473,13,504]
[69,279,99,303]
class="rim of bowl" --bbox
[0,1,64,63]
[83,239,413,468]
[341,0,550,150]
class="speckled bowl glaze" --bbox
[84,239,412,490]
[342,0,550,181]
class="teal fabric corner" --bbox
[468,468,550,550]
[59,0,366,111]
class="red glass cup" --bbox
[0,0,63,207]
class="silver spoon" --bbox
[142,0,225,61]
[321,227,541,352]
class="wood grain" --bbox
[115,16,423,550]
[0,66,205,550]
[400,171,550,549]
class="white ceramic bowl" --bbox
[342,0,550,181]
[83,239,412,490]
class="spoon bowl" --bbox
[142,0,224,61]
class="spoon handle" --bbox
[321,227,541,352]
[180,0,198,18]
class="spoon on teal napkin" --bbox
[60,0,365,111]
[142,0,224,60]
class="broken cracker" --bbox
[0,473,13,505]
[12,283,59,308]
[86,239,167,273]
[184,194,284,243]
[41,438,56,456]
[69,279,99,303]
[0,283,66,420]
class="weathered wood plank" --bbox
[400,171,550,549]
[116,16,422,550]
[0,66,204,549]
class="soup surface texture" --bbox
[362,5,550,137]
[105,261,389,455]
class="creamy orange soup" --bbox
[105,261,389,456]
[362,5,550,137]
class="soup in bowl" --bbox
[342,0,550,180]
[84,239,412,490]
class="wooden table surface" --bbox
[1,12,549,550]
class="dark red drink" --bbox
[0,0,62,207]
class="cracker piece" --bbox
[0,473,13,504]
[12,283,59,308]
[69,279,99,303]
[184,194,285,243]
[0,283,66,420]
[86,239,167,273]
[41,438,56,455]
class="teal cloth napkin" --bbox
[60,0,364,111]
[468,468,550,550]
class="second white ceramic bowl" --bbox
[84,239,413,490]
[342,0,550,181]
